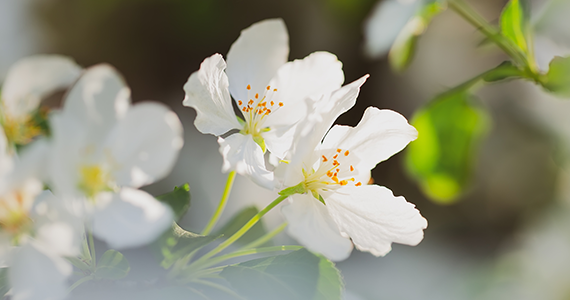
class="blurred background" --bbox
[3,0,570,299]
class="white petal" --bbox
[262,51,345,158]
[92,188,173,249]
[281,194,353,261]
[325,185,427,257]
[226,19,289,103]
[182,54,241,135]
[1,55,81,118]
[363,0,420,58]
[0,127,14,178]
[105,102,184,188]
[62,64,131,144]
[289,76,369,171]
[218,134,274,190]
[0,233,12,267]
[10,243,71,300]
[322,107,417,172]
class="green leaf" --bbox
[542,56,570,98]
[500,0,530,54]
[482,61,524,82]
[405,90,490,203]
[154,223,220,269]
[389,1,446,72]
[66,256,92,272]
[156,184,191,221]
[93,250,130,280]
[0,268,9,298]
[214,206,268,246]
[220,249,342,300]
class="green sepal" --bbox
[482,61,524,82]
[236,116,245,126]
[500,0,530,55]
[278,182,307,197]
[253,135,267,153]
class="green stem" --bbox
[240,222,288,250]
[192,279,248,300]
[88,232,96,270]
[447,0,529,68]
[67,275,94,293]
[190,194,289,268]
[202,171,236,236]
[192,245,302,272]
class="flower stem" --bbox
[88,231,96,270]
[202,171,236,236]
[193,245,302,271]
[447,0,529,69]
[240,222,288,250]
[67,275,94,293]
[190,194,289,268]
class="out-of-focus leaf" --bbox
[214,206,269,246]
[220,249,342,300]
[66,256,91,272]
[542,56,570,98]
[0,268,9,298]
[156,184,190,221]
[389,1,446,72]
[93,249,130,280]
[405,90,490,203]
[153,223,220,269]
[483,61,523,82]
[500,0,530,54]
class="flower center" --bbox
[77,164,114,199]
[0,105,44,146]
[237,84,283,142]
[303,148,362,201]
[0,188,35,238]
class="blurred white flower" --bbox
[183,18,344,189]
[277,77,427,261]
[46,64,183,249]
[0,128,79,300]
[363,0,422,58]
[532,0,570,71]
[0,55,81,145]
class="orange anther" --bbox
[255,93,259,99]
[248,100,254,105]
[332,176,339,183]
[350,165,354,172]
[333,160,339,166]
[327,171,333,177]
[238,100,243,106]
[322,155,328,162]
[278,102,283,106]
[273,88,278,92]
[336,149,342,153]
[344,150,349,156]
[333,154,338,159]
[270,101,274,106]
[340,180,348,186]
[247,85,251,90]
[336,168,340,172]
[267,109,272,113]
[267,86,270,90]
[349,178,355,181]
[355,182,362,186]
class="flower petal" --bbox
[62,64,131,144]
[226,19,289,103]
[1,55,81,118]
[105,102,184,188]
[9,243,72,300]
[322,107,417,173]
[363,0,420,58]
[92,188,173,249]
[262,51,345,158]
[218,133,274,190]
[0,128,13,179]
[325,185,427,257]
[183,54,241,135]
[281,193,353,261]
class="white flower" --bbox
[0,128,79,300]
[278,77,427,261]
[363,0,422,58]
[183,18,345,189]
[47,64,183,249]
[0,55,81,145]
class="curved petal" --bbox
[363,0,420,58]
[1,55,81,119]
[281,193,353,261]
[10,243,72,300]
[218,134,274,190]
[62,64,131,144]
[263,51,345,158]
[325,185,427,257]
[92,188,173,249]
[0,127,13,178]
[322,107,417,172]
[183,54,241,135]
[105,102,184,188]
[226,19,289,103]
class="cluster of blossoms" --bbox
[184,18,427,261]
[0,56,183,299]
[0,17,428,300]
